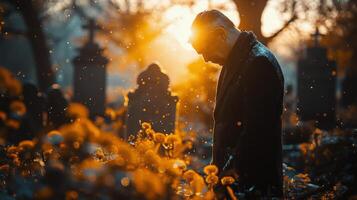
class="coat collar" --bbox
[215,31,258,106]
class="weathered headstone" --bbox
[342,67,357,108]
[47,84,68,128]
[72,19,108,118]
[297,27,337,130]
[126,63,178,137]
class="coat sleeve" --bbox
[239,56,284,193]
[243,56,282,142]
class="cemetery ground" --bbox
[1,67,357,199]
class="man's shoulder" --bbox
[250,42,279,67]
[247,42,284,85]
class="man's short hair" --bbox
[191,10,236,31]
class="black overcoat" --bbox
[212,31,285,196]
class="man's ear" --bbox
[214,26,227,41]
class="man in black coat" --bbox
[190,10,285,197]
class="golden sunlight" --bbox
[164,1,239,50]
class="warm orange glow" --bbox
[164,1,238,50]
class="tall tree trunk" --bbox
[233,0,296,45]
[11,0,55,91]
[233,0,268,43]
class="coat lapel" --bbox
[215,32,257,112]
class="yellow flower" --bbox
[203,164,218,176]
[121,177,130,187]
[0,67,22,97]
[67,103,89,119]
[221,176,235,186]
[34,186,53,199]
[78,158,103,181]
[153,133,166,143]
[80,118,100,140]
[65,190,78,200]
[141,122,152,130]
[18,140,35,151]
[183,169,197,182]
[59,122,85,144]
[205,174,219,185]
[0,164,9,173]
[95,148,105,160]
[166,134,181,144]
[106,155,125,169]
[107,145,119,154]
[182,169,207,196]
[136,140,155,153]
[105,108,116,120]
[143,150,161,168]
[73,141,80,149]
[0,111,7,121]
[172,159,187,172]
[46,130,64,145]
[6,146,18,155]
[132,168,165,200]
[163,134,180,151]
[145,128,155,139]
[94,116,105,126]
[314,128,323,135]
[5,119,20,129]
[10,100,26,116]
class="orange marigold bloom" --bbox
[65,190,78,200]
[0,67,22,97]
[314,128,323,135]
[0,164,9,173]
[0,111,7,121]
[203,164,218,175]
[10,100,26,116]
[172,159,187,171]
[34,186,53,199]
[95,148,105,160]
[67,103,89,119]
[132,168,165,200]
[205,174,219,185]
[5,119,20,129]
[121,177,130,187]
[221,176,235,185]
[46,130,64,145]
[105,108,116,120]
[141,122,152,130]
[145,128,155,139]
[166,134,181,144]
[143,150,161,167]
[6,146,18,155]
[73,141,81,149]
[183,169,197,182]
[153,133,166,143]
[107,155,125,169]
[19,140,35,150]
[136,140,155,153]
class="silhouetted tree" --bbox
[232,0,297,44]
[2,0,55,91]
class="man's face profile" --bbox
[189,25,228,64]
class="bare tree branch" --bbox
[266,13,297,43]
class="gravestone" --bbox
[341,67,357,108]
[47,84,68,128]
[297,27,337,130]
[126,63,178,137]
[72,19,108,118]
[23,83,46,133]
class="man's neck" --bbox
[221,29,241,65]
[227,29,241,53]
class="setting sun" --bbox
[164,1,238,50]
